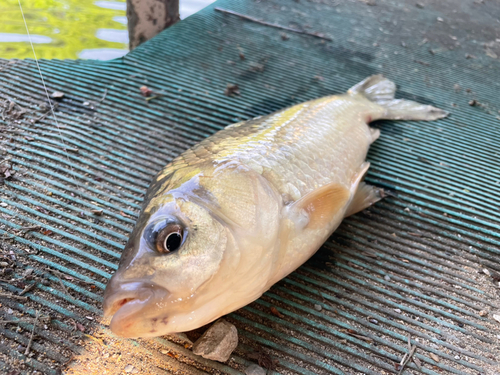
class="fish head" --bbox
[103,192,232,337]
[103,164,281,337]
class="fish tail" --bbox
[348,75,449,121]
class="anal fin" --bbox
[344,182,383,217]
[369,127,380,143]
[345,161,383,217]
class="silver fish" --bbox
[103,75,447,337]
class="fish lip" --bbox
[102,283,154,319]
[103,281,171,337]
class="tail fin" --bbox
[348,75,449,121]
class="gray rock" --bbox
[245,364,267,375]
[192,319,238,362]
[313,304,322,312]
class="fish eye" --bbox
[157,225,183,253]
[144,219,184,254]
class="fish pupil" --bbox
[165,232,182,252]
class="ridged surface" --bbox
[0,0,499,374]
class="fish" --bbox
[103,75,447,337]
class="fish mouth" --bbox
[103,281,170,338]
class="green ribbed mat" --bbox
[1,0,499,374]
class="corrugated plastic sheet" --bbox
[0,0,499,374]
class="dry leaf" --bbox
[224,84,240,96]
[140,86,153,97]
[270,307,284,318]
[430,353,440,362]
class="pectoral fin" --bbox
[290,183,350,230]
[344,182,383,217]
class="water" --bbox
[0,0,214,60]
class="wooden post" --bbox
[127,0,180,50]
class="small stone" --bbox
[245,364,266,375]
[313,304,322,312]
[394,308,402,313]
[124,365,135,373]
[479,310,488,317]
[50,91,65,99]
[493,314,500,323]
[384,275,391,281]
[192,319,238,362]
[0,202,8,207]
[454,355,460,360]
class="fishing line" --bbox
[17,0,82,192]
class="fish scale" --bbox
[155,96,373,209]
